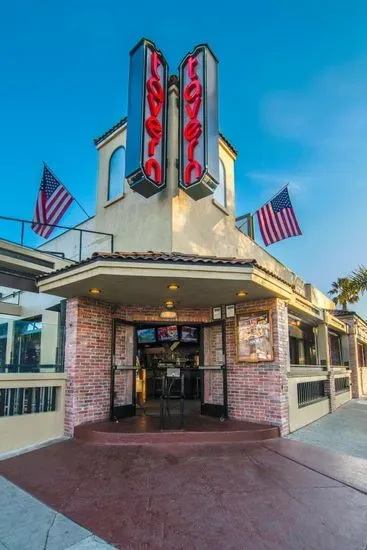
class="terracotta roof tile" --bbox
[92,251,255,266]
[37,250,293,289]
[94,117,127,146]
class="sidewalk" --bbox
[0,476,115,550]
[287,399,367,459]
[1,438,367,550]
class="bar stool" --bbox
[160,368,185,429]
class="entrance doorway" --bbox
[136,323,202,417]
[110,319,227,423]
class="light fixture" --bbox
[168,283,180,290]
[160,310,178,320]
[236,290,248,297]
[164,300,175,309]
[89,288,101,296]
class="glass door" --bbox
[111,319,136,420]
[200,320,227,419]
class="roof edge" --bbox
[94,117,127,146]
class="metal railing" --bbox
[0,386,57,417]
[0,215,114,262]
[290,363,326,369]
[0,289,20,305]
[335,376,350,394]
[297,380,327,408]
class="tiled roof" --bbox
[328,309,367,324]
[329,309,355,316]
[93,116,237,156]
[92,251,255,265]
[37,250,293,289]
[219,133,237,157]
[94,117,127,146]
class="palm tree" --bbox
[328,277,360,310]
[351,266,367,294]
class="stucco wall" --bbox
[0,373,66,455]
[335,389,351,409]
[288,375,329,432]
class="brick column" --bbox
[225,298,290,436]
[64,297,113,436]
[342,318,361,398]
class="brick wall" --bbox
[64,300,212,435]
[203,324,224,405]
[64,297,112,435]
[342,317,362,398]
[225,298,290,436]
[64,298,290,435]
[114,323,134,408]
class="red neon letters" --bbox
[145,50,163,184]
[183,56,203,185]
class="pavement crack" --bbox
[43,512,57,550]
[0,538,11,550]
[264,444,367,497]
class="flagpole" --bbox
[253,183,290,215]
[42,161,90,218]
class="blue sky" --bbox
[1,1,367,315]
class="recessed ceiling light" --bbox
[236,290,248,297]
[168,284,180,290]
[89,288,101,296]
[164,300,175,309]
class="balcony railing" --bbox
[0,215,114,262]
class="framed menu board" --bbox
[237,310,273,363]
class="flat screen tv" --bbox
[181,326,198,343]
[157,325,178,342]
[137,328,156,344]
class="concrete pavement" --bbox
[0,476,115,550]
[287,399,367,459]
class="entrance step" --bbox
[74,415,279,446]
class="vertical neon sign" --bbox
[179,45,219,200]
[126,39,168,198]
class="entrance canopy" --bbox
[37,252,293,307]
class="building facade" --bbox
[0,42,365,454]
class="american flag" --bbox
[32,165,74,239]
[256,186,302,246]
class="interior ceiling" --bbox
[41,274,278,308]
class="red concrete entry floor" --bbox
[74,415,280,445]
[1,439,367,550]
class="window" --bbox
[288,319,317,365]
[213,159,226,207]
[13,316,42,367]
[0,323,8,368]
[108,147,125,201]
[358,343,367,368]
[328,332,342,366]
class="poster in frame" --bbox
[225,304,235,318]
[236,309,273,363]
[212,306,222,320]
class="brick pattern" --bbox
[342,317,363,398]
[324,376,334,412]
[203,324,224,405]
[114,323,134,407]
[64,300,212,435]
[64,298,290,435]
[64,297,112,436]
[225,298,290,436]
